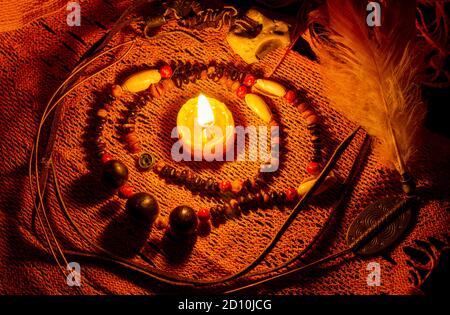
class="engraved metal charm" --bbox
[346,196,413,256]
[138,153,155,170]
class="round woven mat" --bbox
[0,0,449,295]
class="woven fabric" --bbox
[0,0,449,295]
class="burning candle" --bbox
[177,94,234,160]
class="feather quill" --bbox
[309,0,426,176]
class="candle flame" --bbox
[197,94,214,127]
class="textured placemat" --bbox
[0,0,449,295]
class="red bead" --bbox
[286,187,298,202]
[219,180,232,192]
[236,85,248,99]
[198,208,211,222]
[118,185,134,199]
[243,74,256,87]
[159,65,173,79]
[284,90,296,103]
[100,153,113,164]
[306,162,322,175]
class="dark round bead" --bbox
[101,160,128,189]
[270,191,279,204]
[278,192,287,204]
[126,192,159,223]
[179,169,188,182]
[169,205,198,236]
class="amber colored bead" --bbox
[269,191,279,204]
[229,199,239,210]
[262,192,270,203]
[100,153,113,164]
[97,109,108,118]
[197,208,211,222]
[284,90,296,103]
[302,109,315,119]
[111,84,123,98]
[285,187,298,202]
[231,179,244,194]
[154,161,165,173]
[307,115,320,125]
[297,102,310,113]
[231,81,241,92]
[226,78,234,88]
[306,161,322,175]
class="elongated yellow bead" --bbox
[297,172,337,196]
[253,79,287,98]
[121,69,161,93]
[244,93,273,123]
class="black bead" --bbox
[169,205,198,236]
[307,124,319,130]
[270,191,279,204]
[243,179,252,191]
[126,192,159,223]
[161,165,171,177]
[278,192,287,204]
[179,170,188,183]
[101,160,128,189]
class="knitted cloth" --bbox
[0,0,449,295]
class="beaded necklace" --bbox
[87,60,334,238]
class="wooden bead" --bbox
[124,133,138,145]
[284,90,296,103]
[229,199,239,210]
[155,217,168,230]
[97,109,108,118]
[226,78,235,88]
[297,102,310,113]
[307,114,320,125]
[130,143,141,154]
[149,84,161,98]
[231,81,241,92]
[302,109,315,119]
[154,161,165,173]
[231,179,244,194]
[164,78,176,90]
[111,84,123,98]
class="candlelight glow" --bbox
[197,94,215,127]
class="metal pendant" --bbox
[346,196,413,256]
